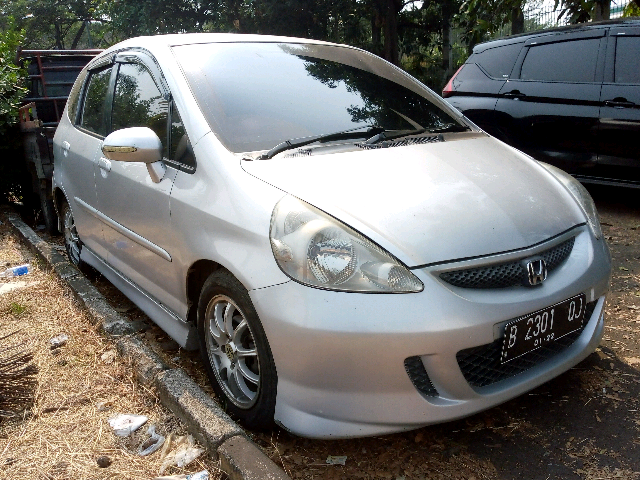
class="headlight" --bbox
[540,163,603,239]
[270,196,423,293]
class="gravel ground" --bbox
[2,183,639,480]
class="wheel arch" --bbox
[52,186,67,231]
[186,259,227,326]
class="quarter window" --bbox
[520,39,600,83]
[473,43,523,78]
[615,36,640,84]
[111,63,169,155]
[67,68,88,124]
[79,67,111,135]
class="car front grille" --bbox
[404,356,439,398]
[456,300,597,388]
[439,237,575,289]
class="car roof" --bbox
[101,33,341,55]
[473,18,640,53]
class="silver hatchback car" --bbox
[53,34,611,439]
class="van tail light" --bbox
[442,65,464,98]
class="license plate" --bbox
[501,294,586,364]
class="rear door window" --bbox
[520,39,600,82]
[614,36,640,84]
[79,67,112,136]
[472,43,523,79]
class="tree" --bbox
[0,18,28,204]
[0,0,109,49]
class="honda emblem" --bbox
[527,259,547,286]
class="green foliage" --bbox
[458,0,526,51]
[553,0,592,23]
[623,1,640,16]
[9,302,27,316]
[0,0,110,49]
[0,18,27,135]
[0,18,30,205]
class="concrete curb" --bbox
[5,212,291,480]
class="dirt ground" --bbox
[0,216,223,479]
[2,183,639,480]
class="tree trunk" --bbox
[593,0,610,20]
[70,22,86,49]
[511,7,525,35]
[382,0,400,65]
[371,11,382,57]
[54,22,64,49]
[442,15,451,73]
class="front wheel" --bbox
[197,270,277,429]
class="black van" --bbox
[443,19,640,188]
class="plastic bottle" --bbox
[0,264,31,278]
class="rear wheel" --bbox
[61,201,83,268]
[197,270,277,429]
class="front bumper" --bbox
[249,226,611,438]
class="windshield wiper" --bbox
[258,125,385,160]
[428,124,470,133]
[364,128,427,145]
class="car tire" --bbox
[61,200,84,269]
[197,270,277,429]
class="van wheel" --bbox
[61,201,84,268]
[197,270,276,429]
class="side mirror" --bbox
[102,127,162,163]
[102,127,166,183]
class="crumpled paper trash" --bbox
[108,414,148,437]
[153,471,209,480]
[158,433,205,474]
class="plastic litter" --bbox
[138,425,165,456]
[158,433,204,474]
[108,414,148,437]
[0,264,31,278]
[49,334,69,350]
[326,455,347,465]
[153,471,209,480]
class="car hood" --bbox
[241,134,586,267]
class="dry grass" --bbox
[0,218,223,480]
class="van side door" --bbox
[598,26,640,185]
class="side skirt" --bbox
[81,247,199,350]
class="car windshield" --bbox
[172,42,466,154]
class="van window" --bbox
[615,36,640,84]
[520,39,600,83]
[472,43,523,78]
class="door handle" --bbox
[604,97,636,108]
[98,157,111,173]
[61,141,70,157]
[503,90,526,100]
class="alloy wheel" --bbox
[204,294,260,408]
